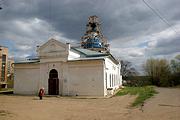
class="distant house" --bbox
[7,58,14,77]
[0,46,8,88]
[14,16,122,96]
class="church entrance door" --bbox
[48,69,59,95]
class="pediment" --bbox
[39,38,66,52]
[37,38,69,59]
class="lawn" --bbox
[116,86,158,106]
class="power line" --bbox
[142,0,179,34]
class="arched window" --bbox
[49,69,58,78]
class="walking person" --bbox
[38,87,45,100]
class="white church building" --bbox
[14,16,122,96]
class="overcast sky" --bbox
[0,0,180,73]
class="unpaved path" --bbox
[0,87,180,120]
[127,87,180,120]
[0,95,135,120]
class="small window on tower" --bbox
[91,23,96,31]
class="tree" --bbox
[170,55,180,74]
[170,55,180,85]
[175,54,180,60]
[143,58,171,86]
[120,60,139,79]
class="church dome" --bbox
[85,37,102,48]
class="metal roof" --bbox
[71,47,119,64]
[71,47,108,57]
[68,56,106,62]
[15,59,40,64]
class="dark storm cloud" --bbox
[1,0,179,40]
[146,31,180,56]
[0,0,165,40]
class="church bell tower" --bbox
[81,16,109,53]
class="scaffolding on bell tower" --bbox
[81,16,109,53]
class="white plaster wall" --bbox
[39,62,65,95]
[104,58,122,95]
[14,64,40,95]
[65,60,104,96]
[39,63,49,94]
[40,56,68,63]
[68,50,80,60]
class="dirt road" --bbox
[0,95,135,120]
[0,87,180,120]
[127,87,180,120]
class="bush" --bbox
[169,74,180,86]
[159,76,170,87]
[123,76,152,87]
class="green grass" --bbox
[116,86,158,107]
